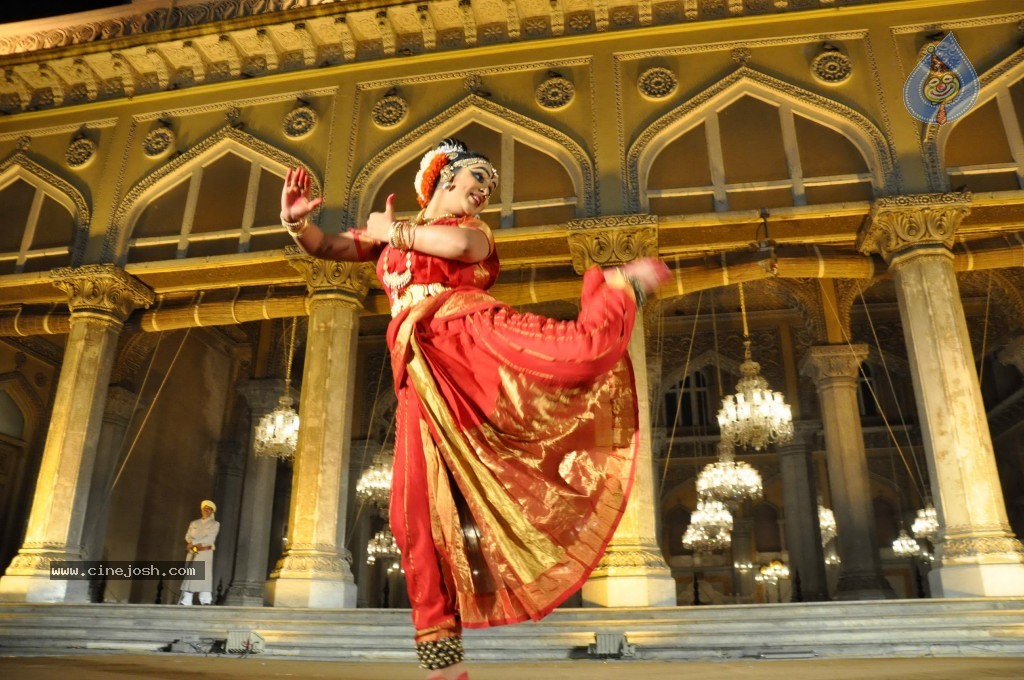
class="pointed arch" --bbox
[924,46,1024,191]
[348,94,595,226]
[627,67,897,212]
[0,151,89,268]
[0,371,43,444]
[769,278,827,343]
[662,348,741,393]
[107,125,320,263]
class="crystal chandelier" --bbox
[912,502,939,541]
[818,499,838,546]
[681,499,733,553]
[366,527,401,565]
[892,528,921,557]
[754,559,790,586]
[356,446,395,514]
[696,440,763,506]
[254,318,300,460]
[716,283,793,451]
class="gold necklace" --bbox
[415,210,458,224]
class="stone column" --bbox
[858,193,1024,597]
[777,421,829,601]
[582,317,676,607]
[565,217,674,607]
[0,266,152,602]
[225,379,284,606]
[82,387,137,566]
[801,344,894,599]
[265,255,372,608]
[212,440,244,601]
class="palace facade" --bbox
[0,0,1021,610]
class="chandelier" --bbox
[682,499,733,553]
[911,502,939,541]
[716,283,793,451]
[254,318,301,460]
[818,499,838,546]
[892,528,921,557]
[356,446,395,514]
[696,440,763,506]
[366,527,401,566]
[754,559,790,586]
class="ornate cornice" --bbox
[286,247,374,303]
[238,378,288,416]
[49,264,155,323]
[800,343,868,386]
[857,193,972,264]
[0,1,896,114]
[566,214,658,274]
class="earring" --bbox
[443,181,454,190]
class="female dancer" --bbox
[281,139,668,680]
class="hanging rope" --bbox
[817,279,927,504]
[659,290,703,500]
[110,327,193,492]
[978,271,993,392]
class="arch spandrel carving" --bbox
[627,66,898,213]
[0,150,89,267]
[107,125,320,264]
[924,45,1024,192]
[348,94,595,226]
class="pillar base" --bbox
[265,576,357,608]
[931,561,1024,598]
[0,574,89,603]
[223,581,266,607]
[581,547,677,607]
[835,571,896,600]
[582,572,677,607]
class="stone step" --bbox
[1,599,1022,661]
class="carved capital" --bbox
[50,265,154,323]
[800,343,868,387]
[857,193,971,264]
[238,378,288,416]
[998,336,1024,374]
[286,247,374,303]
[776,420,820,455]
[566,214,658,275]
[103,386,138,424]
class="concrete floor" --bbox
[1,655,1024,679]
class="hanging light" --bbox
[696,440,763,506]
[682,499,733,553]
[754,559,790,586]
[716,283,793,451]
[818,498,838,546]
[912,502,939,541]
[356,446,395,513]
[366,527,401,565]
[892,528,921,557]
[254,318,301,460]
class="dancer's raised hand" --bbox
[280,166,323,223]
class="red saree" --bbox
[380,217,640,636]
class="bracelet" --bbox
[389,220,413,250]
[281,214,308,237]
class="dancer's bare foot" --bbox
[425,661,468,680]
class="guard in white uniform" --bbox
[179,500,220,605]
